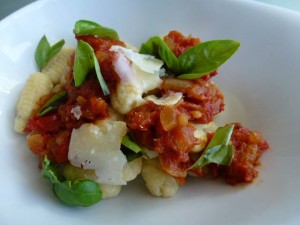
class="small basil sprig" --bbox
[139,36,178,71]
[42,156,102,207]
[177,40,240,79]
[140,36,240,79]
[73,40,110,95]
[121,135,143,162]
[192,124,235,168]
[38,91,67,116]
[35,35,65,70]
[122,135,142,153]
[74,20,119,40]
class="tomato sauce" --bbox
[126,101,200,178]
[25,60,110,164]
[198,123,269,184]
[76,35,125,92]
[163,30,201,57]
[24,30,269,186]
[162,78,224,124]
[223,123,269,184]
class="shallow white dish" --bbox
[1,0,300,224]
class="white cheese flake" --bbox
[110,45,163,73]
[71,105,82,120]
[68,120,128,185]
[109,45,164,114]
[144,92,183,106]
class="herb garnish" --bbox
[35,35,65,71]
[42,156,102,207]
[73,40,110,95]
[140,36,240,79]
[192,124,235,168]
[38,90,67,116]
[74,20,119,40]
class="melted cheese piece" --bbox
[68,120,127,185]
[110,45,163,74]
[110,45,164,114]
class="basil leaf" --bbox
[177,40,240,79]
[121,135,142,153]
[35,36,50,71]
[121,146,143,162]
[74,20,119,40]
[221,144,234,165]
[41,156,60,184]
[38,91,67,116]
[206,124,234,149]
[73,40,110,95]
[121,135,143,162]
[140,36,239,79]
[139,36,178,72]
[93,53,110,95]
[192,124,235,168]
[42,157,102,207]
[192,144,234,168]
[54,180,102,207]
[47,39,65,60]
[73,40,94,86]
[35,35,65,70]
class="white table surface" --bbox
[0,0,300,21]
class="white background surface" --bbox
[0,0,300,225]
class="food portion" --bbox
[14,20,269,207]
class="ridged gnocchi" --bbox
[123,157,142,182]
[42,47,74,86]
[14,72,53,133]
[141,158,179,197]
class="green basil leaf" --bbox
[54,180,102,207]
[73,40,110,95]
[74,20,119,40]
[121,135,143,162]
[177,40,240,79]
[42,157,102,207]
[35,35,50,71]
[206,124,234,149]
[73,40,94,86]
[139,36,178,72]
[38,91,67,116]
[175,73,208,80]
[35,35,65,70]
[41,156,60,184]
[221,144,234,165]
[121,135,142,153]
[192,124,235,168]
[93,53,110,96]
[193,144,234,168]
[47,39,65,60]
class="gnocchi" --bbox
[14,72,53,133]
[141,158,179,197]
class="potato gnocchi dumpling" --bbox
[14,72,53,133]
[99,184,122,199]
[123,157,142,182]
[42,48,74,85]
[141,158,179,197]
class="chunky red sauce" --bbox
[76,35,125,92]
[164,30,201,57]
[25,69,109,163]
[24,30,269,185]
